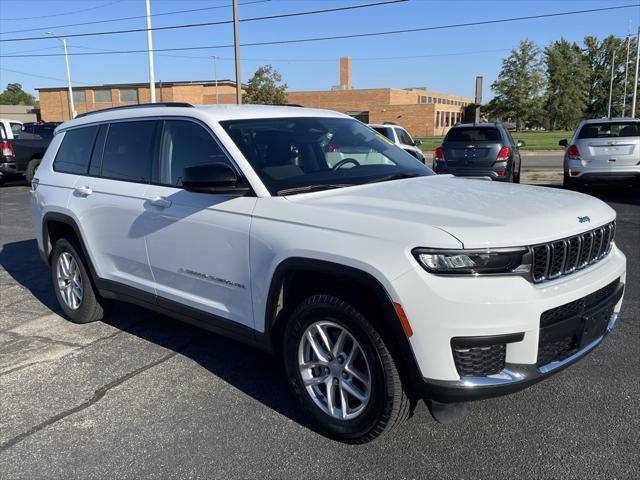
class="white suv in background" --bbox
[369,123,426,163]
[561,117,640,188]
[32,103,626,443]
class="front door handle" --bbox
[74,186,92,197]
[148,196,172,208]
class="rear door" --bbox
[575,121,640,168]
[144,119,256,328]
[67,120,159,293]
[441,126,502,168]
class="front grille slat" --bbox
[452,344,506,377]
[531,221,615,284]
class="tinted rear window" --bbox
[578,122,640,139]
[372,127,393,140]
[53,126,99,174]
[101,121,157,182]
[445,127,501,142]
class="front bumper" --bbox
[391,244,626,402]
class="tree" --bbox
[242,65,287,104]
[0,83,37,106]
[490,39,545,131]
[544,38,589,130]
[583,35,627,118]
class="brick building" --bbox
[37,57,472,137]
[37,80,243,122]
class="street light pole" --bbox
[232,0,242,104]
[46,32,75,119]
[622,32,631,117]
[145,0,157,103]
[212,56,219,104]
[607,49,616,118]
[632,26,640,118]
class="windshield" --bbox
[220,116,431,195]
[578,122,639,139]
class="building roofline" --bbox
[36,79,246,91]
[287,86,473,101]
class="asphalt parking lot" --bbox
[1,169,638,479]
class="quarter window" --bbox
[53,126,99,174]
[158,120,233,187]
[395,128,414,145]
[101,121,157,182]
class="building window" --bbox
[73,90,86,104]
[94,89,112,103]
[419,96,427,104]
[436,112,440,128]
[428,97,433,103]
[120,88,138,102]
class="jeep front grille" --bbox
[530,222,615,283]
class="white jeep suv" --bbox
[31,103,626,443]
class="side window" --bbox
[10,123,22,139]
[53,126,99,175]
[158,120,233,187]
[101,121,157,182]
[396,128,414,145]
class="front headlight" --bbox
[412,247,531,275]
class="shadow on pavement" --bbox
[0,238,310,432]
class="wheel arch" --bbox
[42,212,98,278]
[264,257,424,395]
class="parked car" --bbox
[0,122,53,184]
[560,118,640,189]
[31,103,626,443]
[0,118,23,140]
[369,123,426,163]
[432,122,524,182]
[21,121,61,138]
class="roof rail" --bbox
[74,102,193,119]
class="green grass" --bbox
[417,130,573,151]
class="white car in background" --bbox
[31,103,626,443]
[560,117,640,188]
[369,123,426,163]
[0,119,23,140]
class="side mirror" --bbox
[182,163,250,195]
[516,140,526,148]
[558,139,568,148]
[413,139,422,146]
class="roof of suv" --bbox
[56,104,349,133]
[580,117,639,125]
[449,122,503,129]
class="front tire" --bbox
[283,294,410,443]
[51,237,105,324]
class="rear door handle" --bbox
[74,186,92,196]
[148,196,172,208]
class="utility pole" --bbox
[212,56,219,104]
[46,32,75,119]
[474,76,483,123]
[145,0,157,103]
[622,31,631,117]
[607,49,616,118]
[633,26,640,118]
[232,0,242,104]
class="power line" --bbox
[0,0,407,43]
[0,67,93,85]
[0,0,125,22]
[1,4,638,57]
[0,0,272,36]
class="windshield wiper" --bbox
[277,184,352,196]
[365,172,424,184]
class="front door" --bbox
[144,119,256,328]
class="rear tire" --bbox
[25,159,41,183]
[283,294,411,443]
[50,237,105,324]
[513,167,521,183]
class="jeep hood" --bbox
[284,176,616,248]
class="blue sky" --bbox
[0,0,638,100]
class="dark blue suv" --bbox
[432,122,524,182]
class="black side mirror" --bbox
[182,163,250,195]
[516,140,526,148]
[559,139,568,148]
[413,139,422,146]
